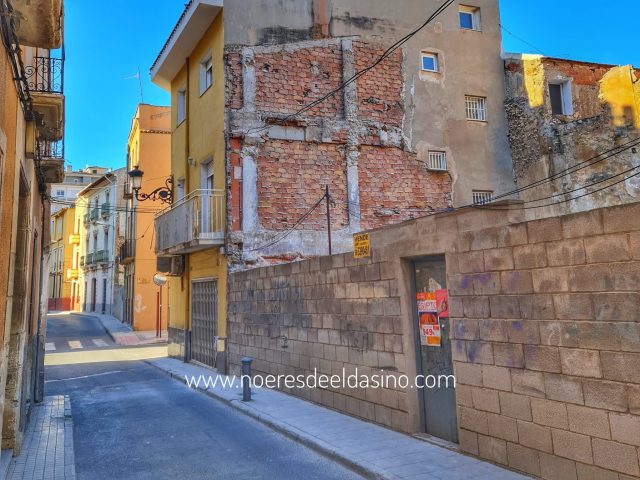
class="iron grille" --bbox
[472,190,494,205]
[191,280,218,368]
[24,56,64,94]
[427,151,447,171]
[465,95,487,121]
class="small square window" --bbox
[465,95,487,121]
[177,89,186,124]
[459,5,481,31]
[427,151,447,171]
[472,190,494,205]
[421,53,439,72]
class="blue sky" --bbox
[64,0,639,171]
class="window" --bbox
[55,189,65,197]
[472,190,494,205]
[421,53,439,72]
[465,95,487,121]
[427,151,447,171]
[177,89,186,124]
[459,5,480,31]
[200,55,213,95]
[549,81,573,116]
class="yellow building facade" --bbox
[121,104,171,332]
[48,206,78,311]
[151,2,227,369]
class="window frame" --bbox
[420,53,439,73]
[465,95,488,122]
[459,5,481,31]
[177,88,187,125]
[548,80,574,116]
[199,54,213,96]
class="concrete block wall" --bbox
[228,252,411,431]
[229,200,640,479]
[449,203,640,479]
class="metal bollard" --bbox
[241,357,252,402]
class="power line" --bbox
[246,0,456,135]
[241,194,328,253]
[500,24,545,55]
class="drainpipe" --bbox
[184,56,191,362]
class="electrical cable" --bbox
[246,0,456,135]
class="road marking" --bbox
[92,339,108,347]
[67,340,82,349]
[45,370,123,383]
[45,342,56,352]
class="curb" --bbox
[83,313,126,343]
[145,360,389,480]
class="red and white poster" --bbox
[417,292,441,346]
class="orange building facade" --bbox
[120,104,171,332]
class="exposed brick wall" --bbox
[256,140,348,230]
[358,146,452,229]
[228,253,408,431]
[254,45,343,117]
[225,52,243,109]
[449,203,640,479]
[353,43,403,127]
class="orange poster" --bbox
[417,293,441,346]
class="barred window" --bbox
[427,151,447,171]
[465,95,487,121]
[472,190,494,205]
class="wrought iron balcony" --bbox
[79,256,85,267]
[85,253,95,266]
[84,214,90,226]
[95,250,109,263]
[101,203,111,218]
[38,139,64,159]
[25,56,63,94]
[90,208,99,221]
[155,190,225,255]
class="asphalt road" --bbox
[45,313,362,480]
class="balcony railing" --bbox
[95,250,109,263]
[90,208,99,221]
[85,253,95,266]
[25,56,64,94]
[37,139,64,159]
[79,256,85,267]
[155,190,225,254]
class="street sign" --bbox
[353,233,370,259]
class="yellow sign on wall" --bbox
[353,233,370,259]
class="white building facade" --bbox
[77,168,126,316]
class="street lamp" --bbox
[127,165,173,204]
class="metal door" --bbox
[190,279,218,368]
[414,257,458,443]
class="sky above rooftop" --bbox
[63,0,639,171]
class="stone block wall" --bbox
[228,252,410,431]
[229,201,640,480]
[449,203,640,479]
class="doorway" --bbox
[190,279,218,368]
[91,278,97,312]
[413,256,458,443]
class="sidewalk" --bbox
[7,396,76,480]
[147,358,530,480]
[84,313,167,346]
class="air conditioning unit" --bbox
[157,255,184,277]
